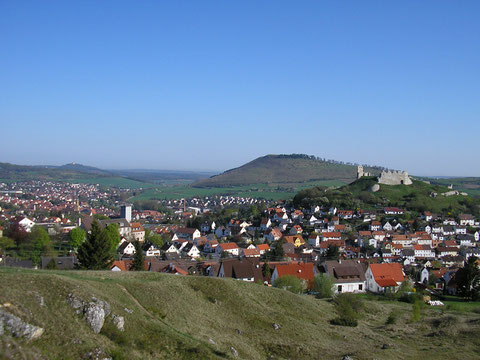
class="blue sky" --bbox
[1,1,479,175]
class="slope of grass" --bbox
[1,268,480,360]
[130,180,346,201]
[193,154,380,188]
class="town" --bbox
[1,177,479,303]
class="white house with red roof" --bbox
[365,263,405,293]
[215,242,240,257]
[270,262,317,288]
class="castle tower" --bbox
[357,166,364,179]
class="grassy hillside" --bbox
[294,177,480,216]
[130,180,346,201]
[1,268,480,360]
[193,154,380,188]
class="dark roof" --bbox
[4,258,34,269]
[220,258,263,282]
[98,218,130,228]
[41,256,76,270]
[324,260,366,284]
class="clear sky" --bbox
[1,1,479,176]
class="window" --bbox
[337,285,342,292]
[359,284,363,290]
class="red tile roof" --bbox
[275,262,316,282]
[369,263,405,286]
[219,242,239,250]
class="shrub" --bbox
[100,321,129,346]
[273,275,305,294]
[313,273,335,299]
[410,299,423,323]
[386,310,399,325]
[331,293,363,327]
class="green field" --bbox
[68,177,159,189]
[130,180,346,201]
[1,268,480,360]
[420,177,480,198]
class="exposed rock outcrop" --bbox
[67,294,116,334]
[112,315,125,332]
[0,309,44,340]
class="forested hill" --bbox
[0,162,111,181]
[193,154,381,187]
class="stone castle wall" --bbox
[378,170,412,186]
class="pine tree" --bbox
[131,241,145,271]
[77,220,113,270]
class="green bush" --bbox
[331,293,364,327]
[386,310,399,325]
[273,275,305,294]
[410,299,423,323]
[313,273,335,299]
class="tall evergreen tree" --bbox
[131,241,145,271]
[77,220,113,270]
[456,256,480,300]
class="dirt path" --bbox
[116,283,156,320]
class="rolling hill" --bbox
[1,268,480,360]
[0,162,212,187]
[0,162,111,181]
[193,154,382,188]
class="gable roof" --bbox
[219,242,239,250]
[369,263,405,286]
[324,260,367,284]
[274,262,316,282]
[221,258,263,282]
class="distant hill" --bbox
[0,162,111,181]
[0,162,212,185]
[193,154,382,188]
[2,268,479,359]
[293,176,480,216]
[58,162,111,175]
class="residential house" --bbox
[384,207,405,215]
[182,243,201,259]
[413,245,435,259]
[459,214,475,227]
[365,263,405,293]
[271,262,317,288]
[256,243,270,255]
[143,242,160,257]
[175,227,201,240]
[283,235,306,248]
[118,241,136,256]
[322,260,367,294]
[217,258,263,282]
[130,222,145,242]
[369,221,382,232]
[260,218,272,231]
[215,242,240,257]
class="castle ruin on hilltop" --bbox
[357,166,412,186]
[356,166,372,179]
